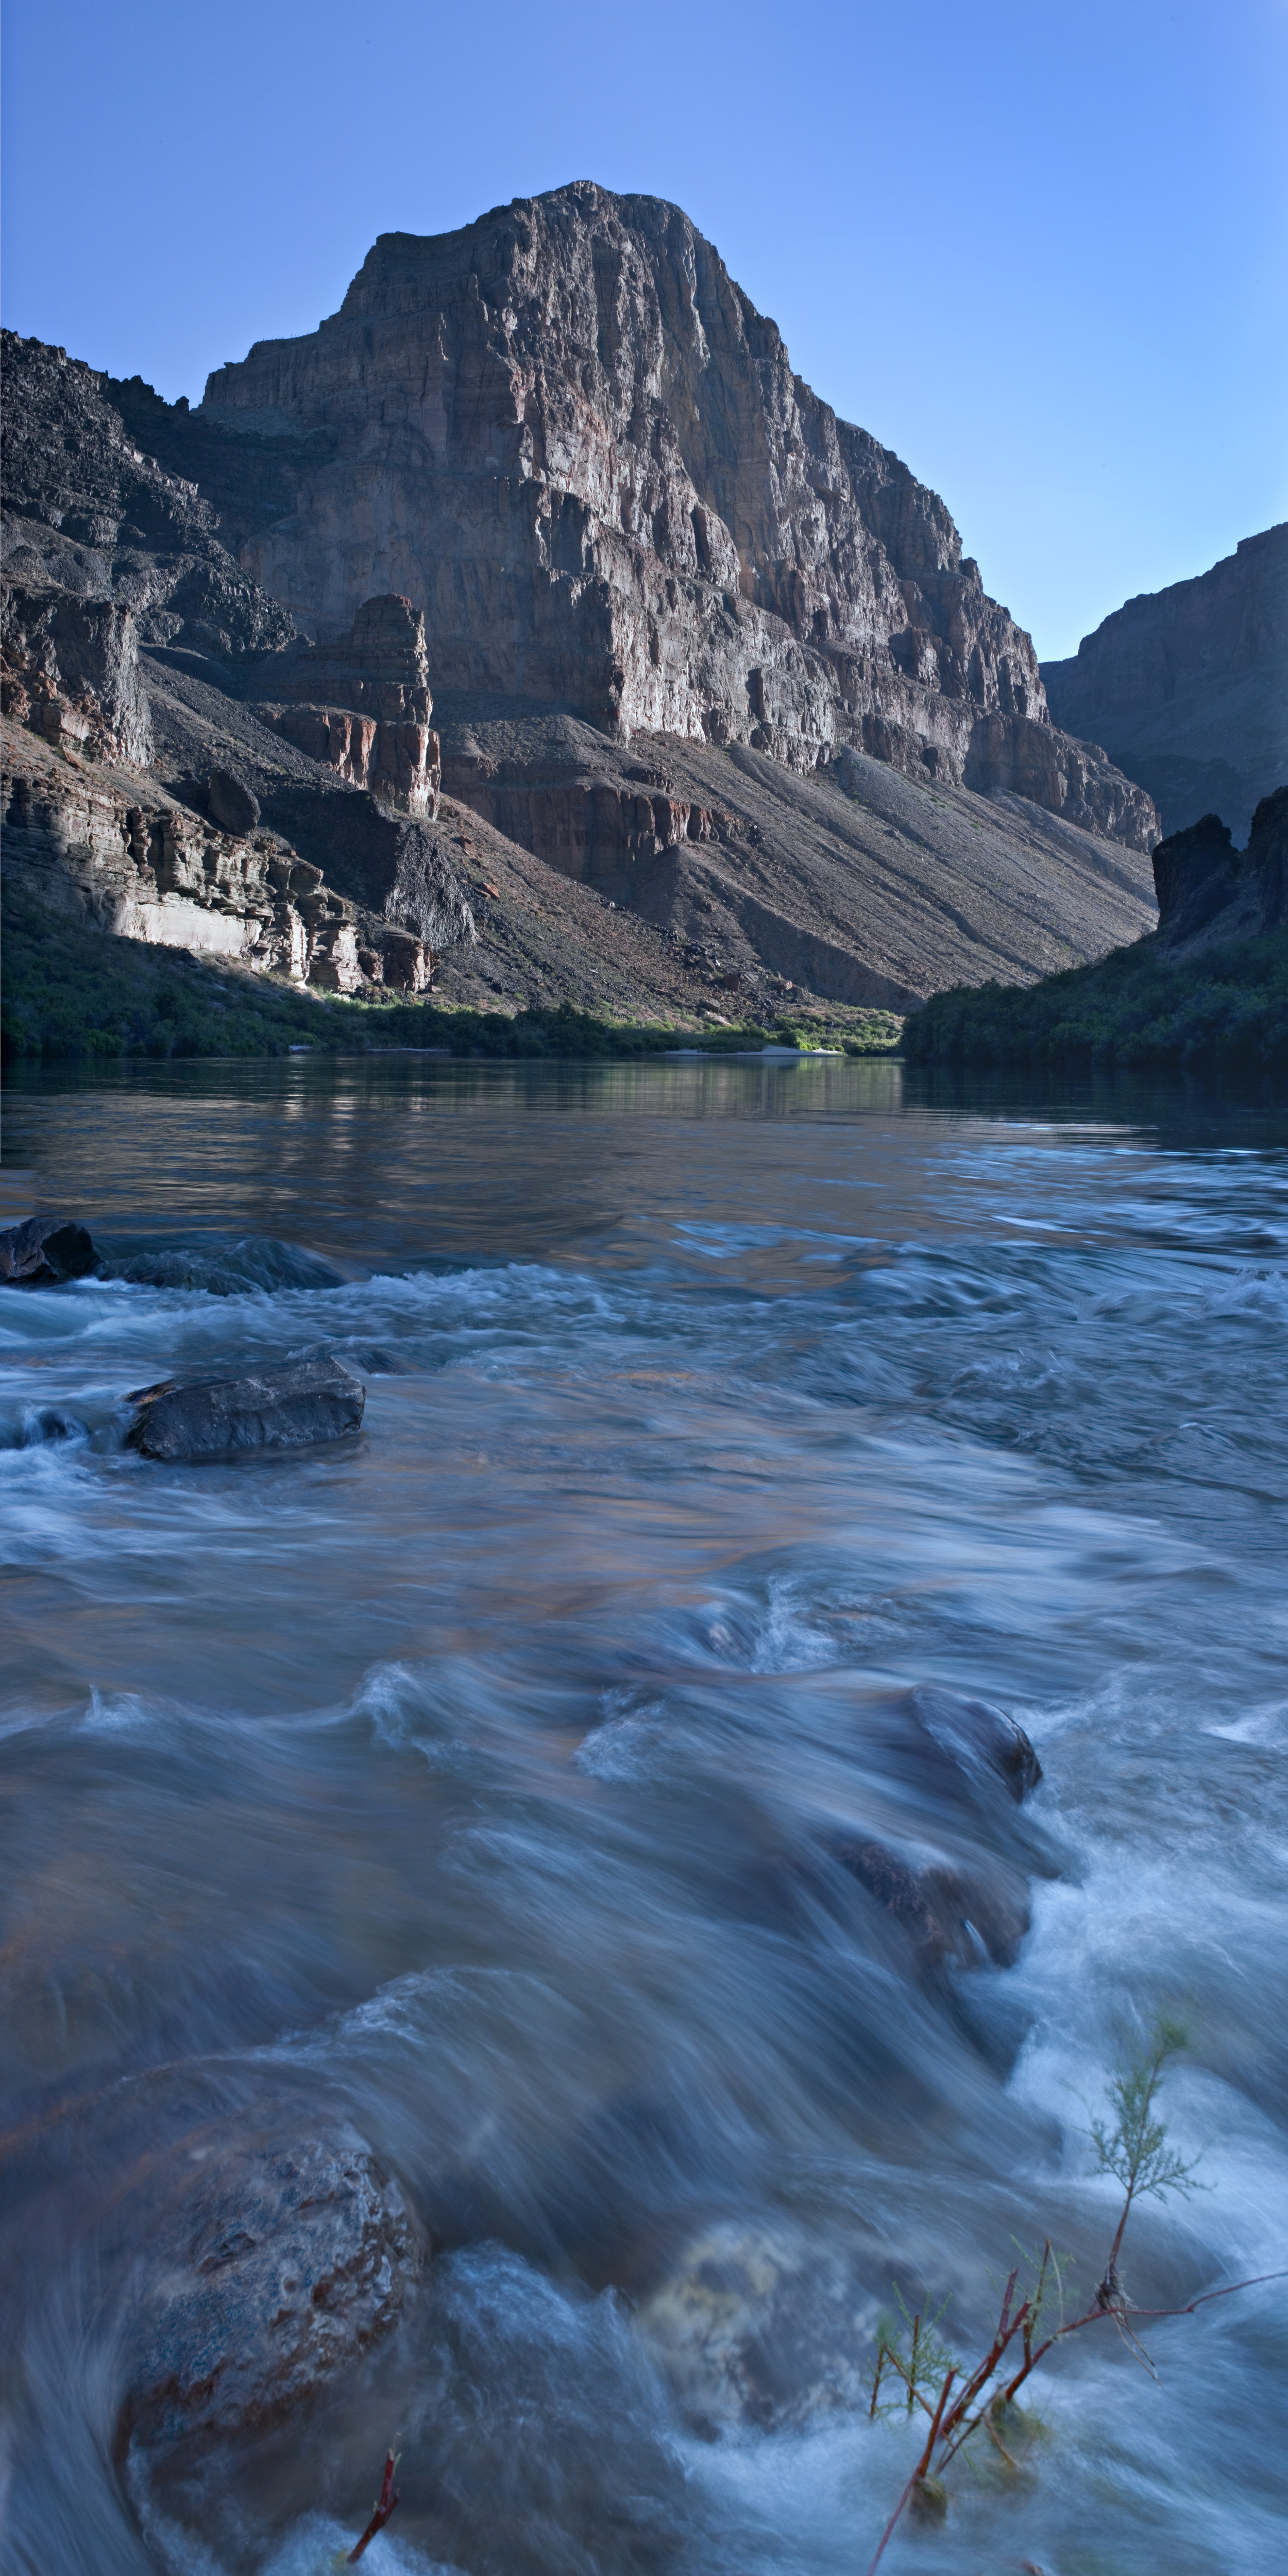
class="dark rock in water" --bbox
[816,1685,1048,1973]
[121,2126,427,2447]
[0,1215,98,1285]
[126,1357,365,1460]
[911,1685,1042,1803]
[206,765,261,835]
[832,1833,1033,1970]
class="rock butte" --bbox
[3,183,1178,1012]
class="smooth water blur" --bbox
[2,1057,1286,2575]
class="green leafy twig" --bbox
[862,2020,1281,2569]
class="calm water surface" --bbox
[2,1058,1285,2574]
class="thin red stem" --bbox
[347,2450,400,2564]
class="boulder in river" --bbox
[820,1686,1048,1972]
[0,1215,98,1285]
[831,1832,1033,1970]
[126,1357,365,1460]
[636,2217,873,2435]
[910,1685,1043,1803]
[121,2125,427,2447]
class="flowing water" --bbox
[2,1057,1285,2575]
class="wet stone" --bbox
[911,1685,1043,1803]
[811,1685,1050,1974]
[831,1834,1033,1970]
[0,1215,98,1285]
[636,2219,876,2435]
[126,1357,365,1460]
[121,2126,428,2448]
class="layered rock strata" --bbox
[2,216,1166,1013]
[0,716,459,992]
[442,744,753,877]
[430,710,1157,1005]
[126,185,1153,846]
[260,594,442,815]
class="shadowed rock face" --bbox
[1042,524,1288,843]
[190,183,1155,847]
[1152,785,1288,954]
[0,332,296,660]
[1,582,152,765]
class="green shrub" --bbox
[903,928,1288,1072]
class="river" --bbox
[2,1056,1285,2574]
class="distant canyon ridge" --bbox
[1043,523,1287,847]
[6,181,1273,1018]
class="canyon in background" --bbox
[2,183,1281,1026]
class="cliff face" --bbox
[0,333,296,659]
[0,710,469,995]
[1042,525,1288,843]
[1151,787,1287,955]
[2,199,1167,1016]
[187,184,1155,848]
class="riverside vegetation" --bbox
[863,2023,1278,2566]
[902,923,1288,1074]
[904,789,1287,1075]
[0,879,900,1063]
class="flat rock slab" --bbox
[0,1216,98,1285]
[121,2126,427,2447]
[126,1357,365,1460]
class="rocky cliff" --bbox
[132,183,1154,848]
[1150,787,1287,955]
[1042,525,1288,844]
[2,191,1167,1016]
[0,710,470,994]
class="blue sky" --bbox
[2,0,1284,660]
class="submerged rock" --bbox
[636,2218,874,2435]
[822,1686,1048,1972]
[0,1215,98,1285]
[831,1832,1033,1970]
[121,2125,427,2447]
[4,1404,81,1448]
[911,1685,1042,1803]
[126,1357,365,1460]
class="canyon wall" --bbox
[1042,524,1288,843]
[176,183,1156,848]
